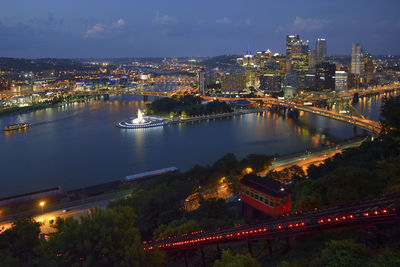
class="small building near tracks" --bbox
[240,174,291,219]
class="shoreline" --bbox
[116,109,263,129]
[0,94,98,118]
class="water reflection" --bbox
[0,93,393,197]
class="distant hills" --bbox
[0,58,97,73]
[200,55,240,69]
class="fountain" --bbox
[131,109,146,124]
[117,108,167,129]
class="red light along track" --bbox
[143,193,400,252]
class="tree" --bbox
[380,95,400,136]
[181,110,188,118]
[295,195,321,211]
[191,198,236,230]
[46,207,164,266]
[153,219,200,240]
[0,217,44,265]
[367,249,400,267]
[242,154,272,172]
[311,239,366,267]
[214,249,260,267]
[213,153,240,176]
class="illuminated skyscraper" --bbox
[335,71,348,91]
[286,35,300,74]
[255,50,272,68]
[286,35,300,57]
[243,43,255,67]
[259,74,282,92]
[221,72,246,92]
[308,49,316,71]
[245,67,258,88]
[316,38,327,63]
[289,40,309,83]
[316,62,336,90]
[351,43,364,75]
[364,52,375,74]
[198,70,205,95]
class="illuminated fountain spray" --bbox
[131,108,146,124]
[118,108,166,129]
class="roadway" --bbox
[204,95,381,134]
[0,190,129,234]
[259,137,366,176]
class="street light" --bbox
[39,201,45,215]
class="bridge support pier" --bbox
[286,237,290,250]
[200,247,206,267]
[268,239,273,256]
[248,241,253,256]
[143,95,148,102]
[184,250,188,267]
[216,244,222,259]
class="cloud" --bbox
[153,11,177,25]
[277,17,330,33]
[216,17,231,24]
[113,18,125,27]
[85,18,125,38]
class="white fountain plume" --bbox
[118,107,165,128]
[132,108,146,124]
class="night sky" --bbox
[1,0,399,58]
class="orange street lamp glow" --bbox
[39,201,45,215]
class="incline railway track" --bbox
[143,193,400,251]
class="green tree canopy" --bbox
[380,95,400,136]
[214,249,260,267]
[153,218,200,240]
[0,217,43,266]
[46,206,164,267]
[311,239,366,267]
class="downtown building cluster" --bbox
[200,35,387,97]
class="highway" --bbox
[260,137,367,175]
[0,190,127,234]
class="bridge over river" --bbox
[203,95,382,134]
[82,85,387,134]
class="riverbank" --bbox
[167,109,260,125]
[0,94,97,117]
[0,134,368,222]
[117,109,262,129]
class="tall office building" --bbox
[245,67,258,88]
[316,62,336,90]
[259,74,282,92]
[286,35,300,57]
[335,71,348,91]
[255,50,272,68]
[243,44,255,67]
[286,35,300,75]
[289,40,309,83]
[198,70,206,95]
[351,43,364,75]
[364,52,375,74]
[316,38,327,64]
[304,73,316,90]
[221,73,246,92]
[308,49,316,71]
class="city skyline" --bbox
[1,0,400,58]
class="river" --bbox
[0,91,397,197]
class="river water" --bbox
[0,91,397,197]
